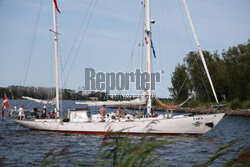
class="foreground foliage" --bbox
[194,139,250,167]
[94,132,167,167]
[39,134,250,167]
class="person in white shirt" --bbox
[41,106,49,119]
[18,105,25,120]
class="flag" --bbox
[53,0,61,13]
[2,94,10,121]
[151,39,156,58]
[145,37,148,44]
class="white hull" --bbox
[12,113,224,135]
[12,0,225,136]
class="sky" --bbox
[0,0,249,98]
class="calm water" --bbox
[0,100,249,166]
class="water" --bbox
[0,100,249,166]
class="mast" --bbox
[52,0,60,116]
[182,0,219,104]
[144,0,152,114]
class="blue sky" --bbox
[0,0,249,98]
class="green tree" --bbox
[222,40,250,101]
[169,64,190,101]
[184,51,215,102]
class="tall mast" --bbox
[145,0,152,114]
[183,0,219,104]
[52,0,60,116]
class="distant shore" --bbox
[126,106,250,117]
[176,107,250,117]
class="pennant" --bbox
[151,39,156,58]
[53,0,61,13]
[2,94,10,121]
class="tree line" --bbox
[0,86,107,101]
[0,85,143,101]
[0,86,136,101]
[169,40,250,103]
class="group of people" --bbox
[18,105,55,120]
[99,105,125,122]
[99,105,158,122]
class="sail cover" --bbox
[75,92,147,107]
[22,96,56,105]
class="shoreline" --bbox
[126,106,250,117]
[176,107,250,117]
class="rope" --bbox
[64,0,98,87]
[174,75,188,102]
[125,3,144,73]
[49,34,53,93]
[21,0,43,86]
[8,88,14,100]
[193,55,212,103]
[177,0,194,50]
[140,0,146,72]
[62,0,94,75]
[161,0,185,62]
[141,12,145,72]
[58,28,63,111]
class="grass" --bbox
[39,133,168,167]
[194,139,250,166]
[230,99,242,110]
[94,132,168,167]
[242,100,250,109]
[39,148,72,167]
[38,133,250,167]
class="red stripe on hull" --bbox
[38,130,202,136]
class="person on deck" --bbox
[8,108,12,117]
[116,107,122,121]
[18,105,25,120]
[50,110,55,119]
[41,106,49,119]
[31,105,40,119]
[143,108,147,118]
[100,105,106,122]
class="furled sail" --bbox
[22,96,56,105]
[75,92,147,107]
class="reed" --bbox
[39,135,249,167]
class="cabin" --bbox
[68,108,91,122]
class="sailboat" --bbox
[12,0,225,135]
